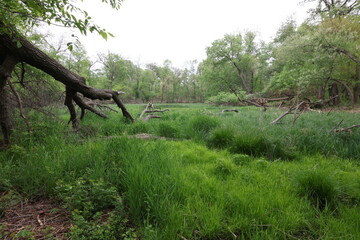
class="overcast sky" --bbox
[67,0,315,68]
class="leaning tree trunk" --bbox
[0,50,18,146]
[0,25,134,144]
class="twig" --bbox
[8,81,31,132]
[37,214,44,226]
[177,234,188,240]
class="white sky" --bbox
[64,0,315,68]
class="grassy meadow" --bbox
[1,104,360,239]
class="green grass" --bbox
[1,104,360,239]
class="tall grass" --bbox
[1,104,360,239]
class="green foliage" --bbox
[56,178,121,218]
[0,0,122,39]
[200,31,263,95]
[206,91,240,105]
[56,178,137,239]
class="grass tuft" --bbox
[295,170,339,210]
[206,128,235,149]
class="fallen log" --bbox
[331,124,360,133]
[139,102,169,120]
[142,115,161,121]
[221,109,239,113]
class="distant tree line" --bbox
[200,0,359,107]
[3,0,359,109]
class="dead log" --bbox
[139,102,154,119]
[142,115,161,121]
[331,124,360,133]
[139,102,169,120]
[144,109,170,114]
[221,109,239,113]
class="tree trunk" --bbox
[353,65,360,104]
[329,82,340,106]
[0,53,18,145]
[317,85,325,100]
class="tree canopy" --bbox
[0,0,122,38]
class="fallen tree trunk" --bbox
[331,124,360,133]
[0,25,134,145]
[221,109,239,113]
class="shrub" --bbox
[295,170,338,210]
[56,178,121,219]
[207,128,235,149]
[206,92,243,105]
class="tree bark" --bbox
[0,53,18,145]
[329,82,340,106]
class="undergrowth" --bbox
[1,104,360,239]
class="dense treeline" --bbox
[3,0,359,110]
[200,0,359,106]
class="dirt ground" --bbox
[0,196,71,240]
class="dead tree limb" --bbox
[85,101,119,113]
[8,81,31,132]
[221,109,239,113]
[331,124,360,133]
[292,102,305,126]
[271,102,305,125]
[330,120,344,132]
[271,108,294,124]
[73,94,108,120]
[64,87,79,129]
[139,102,154,119]
[142,115,161,121]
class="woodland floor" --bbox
[0,196,71,239]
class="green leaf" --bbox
[99,31,108,40]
